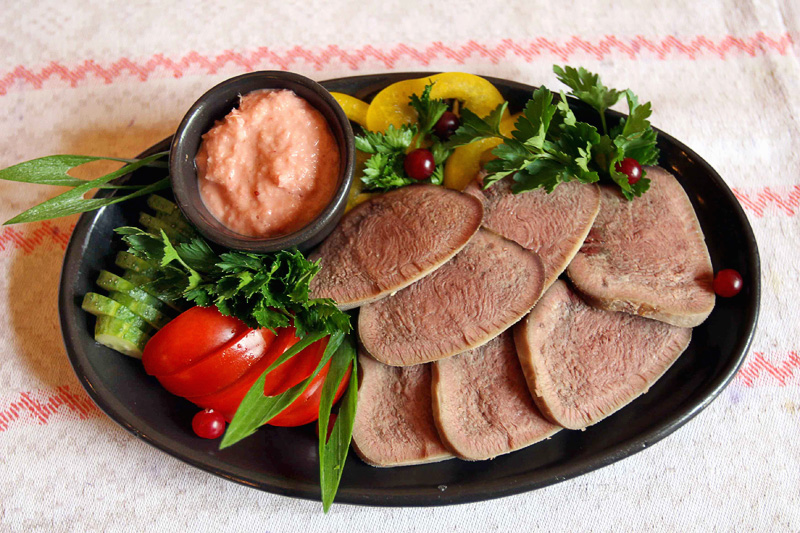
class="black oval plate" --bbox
[59,73,760,507]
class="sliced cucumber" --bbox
[121,269,184,312]
[140,212,195,242]
[116,251,158,277]
[108,290,172,329]
[122,270,153,287]
[96,269,135,292]
[155,211,195,237]
[94,315,150,359]
[82,292,151,332]
[147,195,180,216]
[96,271,171,313]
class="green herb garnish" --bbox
[0,153,169,224]
[448,65,659,199]
[356,82,452,191]
[114,227,351,337]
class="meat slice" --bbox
[351,351,452,467]
[432,330,561,460]
[309,184,483,310]
[566,166,715,327]
[465,179,600,287]
[514,280,692,430]
[359,229,545,366]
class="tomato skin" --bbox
[143,306,350,427]
[143,306,248,376]
[154,328,277,397]
[269,364,352,427]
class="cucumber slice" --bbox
[96,270,135,292]
[155,211,195,237]
[108,291,172,329]
[120,269,184,312]
[139,212,185,242]
[116,251,158,277]
[94,315,150,359]
[96,271,171,313]
[147,195,180,216]
[82,292,151,332]
[122,270,153,287]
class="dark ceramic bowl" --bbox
[169,71,355,253]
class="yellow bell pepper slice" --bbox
[330,92,369,128]
[443,113,520,191]
[365,73,507,133]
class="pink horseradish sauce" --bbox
[195,90,340,237]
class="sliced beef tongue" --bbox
[309,184,483,310]
[432,330,561,461]
[358,229,545,366]
[465,179,600,288]
[514,280,692,430]
[351,351,452,467]
[567,166,715,327]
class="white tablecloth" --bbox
[1,1,798,531]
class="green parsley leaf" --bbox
[361,152,413,190]
[409,82,449,136]
[447,102,508,147]
[553,65,621,134]
[113,227,351,336]
[512,86,558,149]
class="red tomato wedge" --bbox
[142,306,248,376]
[142,306,350,426]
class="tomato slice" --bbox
[365,73,507,133]
[144,306,351,427]
[153,328,277,397]
[269,364,352,427]
[142,306,248,376]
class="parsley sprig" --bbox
[114,227,351,337]
[356,83,452,191]
[448,65,659,200]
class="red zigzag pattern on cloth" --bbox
[0,221,73,253]
[732,185,800,217]
[0,385,101,432]
[737,352,800,387]
[0,33,794,95]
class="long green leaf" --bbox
[219,330,343,449]
[318,335,357,513]
[4,153,167,224]
[0,152,167,187]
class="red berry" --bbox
[615,157,643,185]
[433,111,460,140]
[713,269,743,298]
[404,149,436,180]
[192,408,226,439]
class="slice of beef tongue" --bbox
[359,229,545,366]
[566,166,715,327]
[432,330,561,461]
[351,351,452,467]
[309,184,483,310]
[464,179,600,288]
[514,280,692,430]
